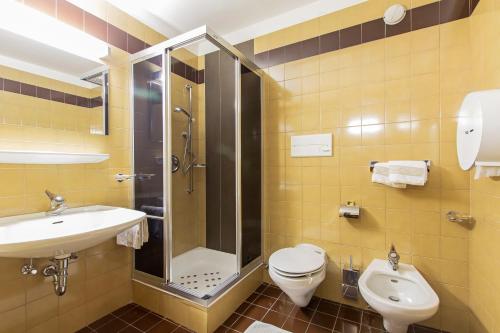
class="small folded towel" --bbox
[388,160,428,186]
[474,165,500,179]
[116,217,149,249]
[371,162,407,188]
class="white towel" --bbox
[116,217,149,249]
[474,165,500,179]
[388,160,428,186]
[245,321,291,333]
[371,162,407,188]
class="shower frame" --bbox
[129,26,263,306]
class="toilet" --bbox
[268,244,327,307]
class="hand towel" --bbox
[116,217,149,249]
[474,165,500,179]
[388,160,428,186]
[371,162,407,188]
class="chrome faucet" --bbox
[45,190,67,215]
[388,244,400,271]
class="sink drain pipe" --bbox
[42,254,75,296]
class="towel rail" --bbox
[369,160,431,173]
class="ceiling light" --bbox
[0,0,109,62]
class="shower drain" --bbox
[178,272,222,291]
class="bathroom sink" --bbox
[0,205,146,258]
[359,259,439,333]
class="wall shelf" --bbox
[0,150,109,164]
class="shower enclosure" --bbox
[130,26,262,305]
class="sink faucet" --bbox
[45,190,67,215]
[388,244,400,271]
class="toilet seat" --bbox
[269,246,325,277]
[268,244,327,307]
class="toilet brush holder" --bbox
[342,256,360,300]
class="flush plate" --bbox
[291,133,332,157]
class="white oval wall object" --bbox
[457,89,500,170]
[383,4,406,25]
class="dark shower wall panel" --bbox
[219,51,236,254]
[241,66,262,266]
[205,50,222,251]
[205,50,237,254]
[133,55,165,278]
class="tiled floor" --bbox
[214,282,447,333]
[76,283,446,333]
[76,303,194,333]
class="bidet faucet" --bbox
[388,244,400,271]
[45,190,67,215]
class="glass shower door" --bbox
[167,38,239,298]
[132,53,166,282]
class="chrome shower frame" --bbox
[129,26,264,307]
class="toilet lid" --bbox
[269,247,324,275]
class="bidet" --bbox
[359,259,439,333]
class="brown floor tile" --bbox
[253,295,276,308]
[307,324,332,333]
[119,326,141,333]
[213,326,229,333]
[148,320,179,333]
[89,314,115,329]
[243,304,268,320]
[317,299,340,316]
[306,297,320,310]
[290,306,315,322]
[311,311,336,329]
[271,298,295,315]
[246,293,259,303]
[262,310,288,327]
[338,305,362,323]
[235,302,251,314]
[334,318,361,333]
[361,311,384,330]
[113,303,137,317]
[132,313,163,331]
[255,283,267,293]
[282,317,309,333]
[76,328,93,333]
[231,316,255,332]
[223,313,241,327]
[262,286,282,298]
[96,318,128,332]
[119,306,149,323]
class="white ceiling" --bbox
[100,0,366,46]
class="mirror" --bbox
[0,1,110,135]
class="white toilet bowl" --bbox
[359,259,439,333]
[268,244,327,307]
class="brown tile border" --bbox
[255,0,480,68]
[21,0,203,85]
[0,76,102,108]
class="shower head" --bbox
[174,106,191,118]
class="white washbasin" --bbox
[0,205,146,258]
[359,259,439,333]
